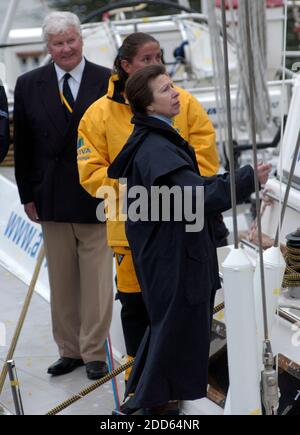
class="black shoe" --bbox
[112,397,142,415]
[47,357,84,376]
[86,361,109,380]
[149,401,180,415]
[112,403,140,415]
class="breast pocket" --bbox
[184,244,212,306]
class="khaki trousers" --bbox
[42,222,113,362]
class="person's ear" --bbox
[120,59,131,75]
[146,104,154,113]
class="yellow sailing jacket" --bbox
[78,74,219,247]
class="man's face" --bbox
[47,26,83,71]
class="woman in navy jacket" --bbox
[108,64,271,413]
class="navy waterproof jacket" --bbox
[108,115,255,408]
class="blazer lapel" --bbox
[38,63,66,141]
[63,61,105,145]
[72,61,103,125]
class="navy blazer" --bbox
[13,60,111,223]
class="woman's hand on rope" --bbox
[257,162,272,186]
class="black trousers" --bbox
[116,291,149,357]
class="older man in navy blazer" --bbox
[14,11,113,380]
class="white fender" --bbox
[222,247,261,415]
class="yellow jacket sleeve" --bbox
[175,90,220,177]
[187,93,219,176]
[77,101,110,198]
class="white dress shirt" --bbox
[54,57,86,101]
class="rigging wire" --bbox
[206,1,227,161]
[275,0,289,387]
[206,0,272,165]
[234,0,271,136]
[277,0,289,248]
[243,0,269,341]
[220,0,239,248]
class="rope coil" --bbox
[283,245,300,287]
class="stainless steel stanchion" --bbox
[0,246,45,394]
[7,359,24,415]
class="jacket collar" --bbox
[132,114,186,147]
[54,57,86,85]
[132,114,199,173]
[108,114,196,180]
[107,74,128,105]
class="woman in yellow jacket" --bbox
[78,32,221,382]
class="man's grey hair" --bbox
[42,11,82,43]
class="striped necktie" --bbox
[62,73,74,121]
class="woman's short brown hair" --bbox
[125,64,167,116]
